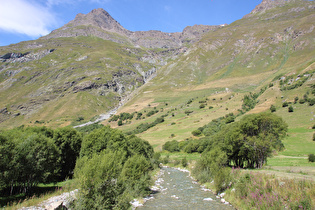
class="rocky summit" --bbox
[0,0,314,128]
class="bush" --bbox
[162,140,179,152]
[309,98,315,106]
[288,105,294,112]
[308,154,315,162]
[282,102,289,107]
[299,99,306,104]
[192,129,202,136]
[270,105,276,112]
[185,110,193,115]
[199,104,206,109]
[181,157,188,167]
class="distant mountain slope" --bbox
[0,0,314,128]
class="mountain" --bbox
[0,0,314,130]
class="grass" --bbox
[0,180,76,209]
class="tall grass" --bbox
[226,169,315,209]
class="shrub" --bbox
[185,110,193,115]
[181,157,188,167]
[309,98,315,106]
[282,102,289,107]
[199,104,206,109]
[192,129,202,136]
[118,120,123,126]
[270,105,276,112]
[288,105,294,112]
[299,99,306,104]
[308,154,315,162]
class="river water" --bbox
[137,167,234,210]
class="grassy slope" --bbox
[0,36,156,128]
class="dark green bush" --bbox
[288,105,294,112]
[181,157,188,167]
[282,102,289,107]
[308,154,315,162]
[299,99,306,104]
[192,129,202,136]
[270,105,276,112]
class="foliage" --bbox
[0,128,60,194]
[128,117,165,135]
[270,104,276,112]
[163,140,180,152]
[199,104,206,109]
[75,123,104,134]
[146,110,159,117]
[74,127,154,209]
[0,126,84,196]
[308,154,315,162]
[282,101,289,107]
[232,171,314,209]
[223,113,287,168]
[181,157,188,167]
[53,127,82,180]
[288,105,294,112]
[192,129,202,136]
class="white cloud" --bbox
[46,0,110,7]
[0,0,57,37]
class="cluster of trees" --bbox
[74,126,156,209]
[241,87,267,112]
[163,113,287,169]
[126,117,165,135]
[0,126,82,195]
[0,124,158,209]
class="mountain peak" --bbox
[67,8,128,34]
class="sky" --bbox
[0,0,262,46]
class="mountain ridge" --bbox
[0,0,314,128]
[43,8,224,49]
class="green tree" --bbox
[53,127,82,180]
[0,134,16,192]
[14,133,60,192]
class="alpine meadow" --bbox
[0,0,315,209]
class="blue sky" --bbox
[0,0,262,46]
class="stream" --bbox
[136,167,234,210]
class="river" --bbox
[137,167,234,210]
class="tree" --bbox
[53,127,82,180]
[222,113,287,168]
[13,133,60,192]
[0,134,15,192]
